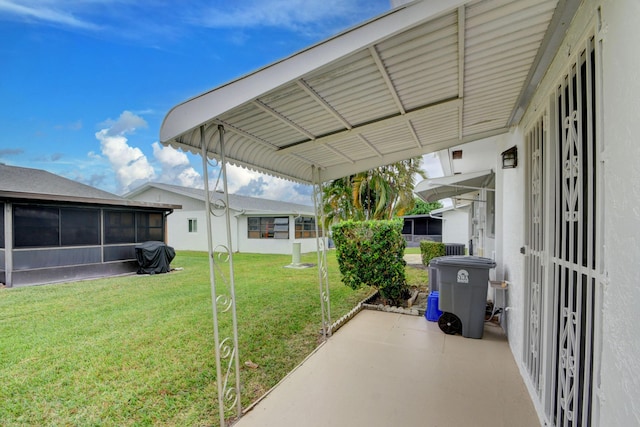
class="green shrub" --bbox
[332,219,408,305]
[420,241,445,266]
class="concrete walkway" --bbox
[233,310,540,427]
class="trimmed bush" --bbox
[420,241,445,266]
[332,219,408,305]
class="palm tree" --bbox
[322,176,359,226]
[322,157,426,225]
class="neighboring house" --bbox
[124,182,323,255]
[0,164,179,287]
[428,203,472,251]
[415,139,497,256]
[400,214,442,246]
[159,0,640,425]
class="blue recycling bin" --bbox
[425,291,442,322]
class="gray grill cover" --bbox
[135,241,175,274]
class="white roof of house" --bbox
[160,0,579,184]
[0,164,179,210]
[125,182,314,215]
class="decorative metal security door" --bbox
[524,113,546,398]
[549,37,598,427]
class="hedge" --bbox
[420,241,445,266]
[331,219,408,305]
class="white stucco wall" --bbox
[494,130,526,350]
[167,209,240,252]
[495,0,640,424]
[236,217,323,255]
[441,206,470,249]
[169,211,321,254]
[598,0,640,424]
[128,187,321,255]
[167,209,209,251]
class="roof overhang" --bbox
[161,0,577,185]
[0,191,181,210]
[414,169,494,203]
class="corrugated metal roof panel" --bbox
[463,0,558,136]
[362,124,416,156]
[259,83,342,137]
[378,11,460,111]
[306,52,399,126]
[412,106,461,145]
[162,0,571,184]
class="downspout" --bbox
[233,209,246,253]
[163,209,173,244]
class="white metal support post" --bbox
[312,165,331,338]
[200,125,242,426]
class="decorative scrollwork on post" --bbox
[210,198,227,217]
[199,125,242,427]
[215,294,232,313]
[312,166,332,338]
[217,337,239,412]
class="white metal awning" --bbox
[414,169,494,203]
[161,0,577,184]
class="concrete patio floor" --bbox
[233,309,540,427]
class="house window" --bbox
[295,216,321,238]
[188,219,197,233]
[248,217,289,239]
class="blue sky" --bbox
[0,0,440,203]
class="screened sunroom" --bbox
[0,164,179,287]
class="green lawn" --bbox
[0,250,430,426]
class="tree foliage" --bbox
[322,157,426,226]
[404,198,443,216]
[332,219,408,305]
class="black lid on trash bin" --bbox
[429,255,496,269]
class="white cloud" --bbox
[223,164,259,192]
[224,164,313,205]
[152,142,189,168]
[191,0,384,35]
[93,112,309,203]
[152,142,203,188]
[95,111,155,193]
[100,110,148,137]
[0,0,101,30]
[175,167,203,188]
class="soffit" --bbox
[161,0,564,184]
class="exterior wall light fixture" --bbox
[501,146,518,169]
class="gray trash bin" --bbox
[429,256,496,339]
[428,264,439,292]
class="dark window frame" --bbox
[294,216,321,238]
[248,216,289,239]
